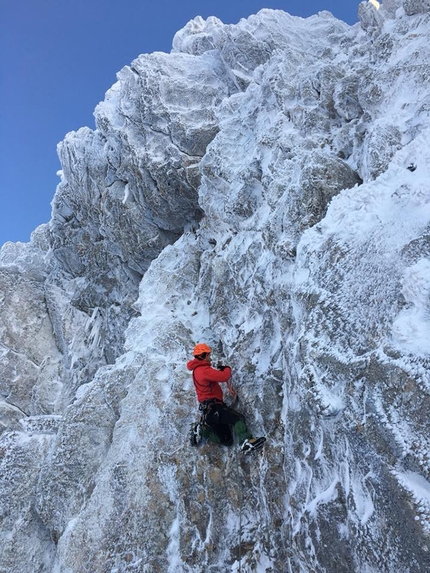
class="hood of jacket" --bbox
[186,358,208,371]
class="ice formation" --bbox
[1,1,430,571]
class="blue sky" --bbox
[0,0,359,245]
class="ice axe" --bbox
[227,379,239,405]
[217,360,239,405]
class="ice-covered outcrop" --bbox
[1,2,430,572]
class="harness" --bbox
[198,398,224,425]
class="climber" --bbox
[187,343,266,454]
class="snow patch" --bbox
[392,259,430,356]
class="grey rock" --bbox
[404,0,430,15]
[359,1,385,32]
[296,152,362,230]
[361,123,402,179]
[0,268,62,417]
[0,429,57,572]
[2,6,430,573]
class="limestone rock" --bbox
[0,266,62,417]
[2,6,430,573]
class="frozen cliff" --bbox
[1,1,430,571]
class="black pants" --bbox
[201,401,250,446]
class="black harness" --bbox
[198,398,223,424]
[199,397,223,410]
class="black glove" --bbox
[217,363,227,371]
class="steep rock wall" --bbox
[1,3,430,572]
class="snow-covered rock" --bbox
[1,4,430,572]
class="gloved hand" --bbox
[217,362,228,371]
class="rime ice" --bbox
[1,2,430,572]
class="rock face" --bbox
[2,3,430,572]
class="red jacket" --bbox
[187,358,232,403]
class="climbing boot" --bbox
[190,422,203,446]
[240,436,266,454]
